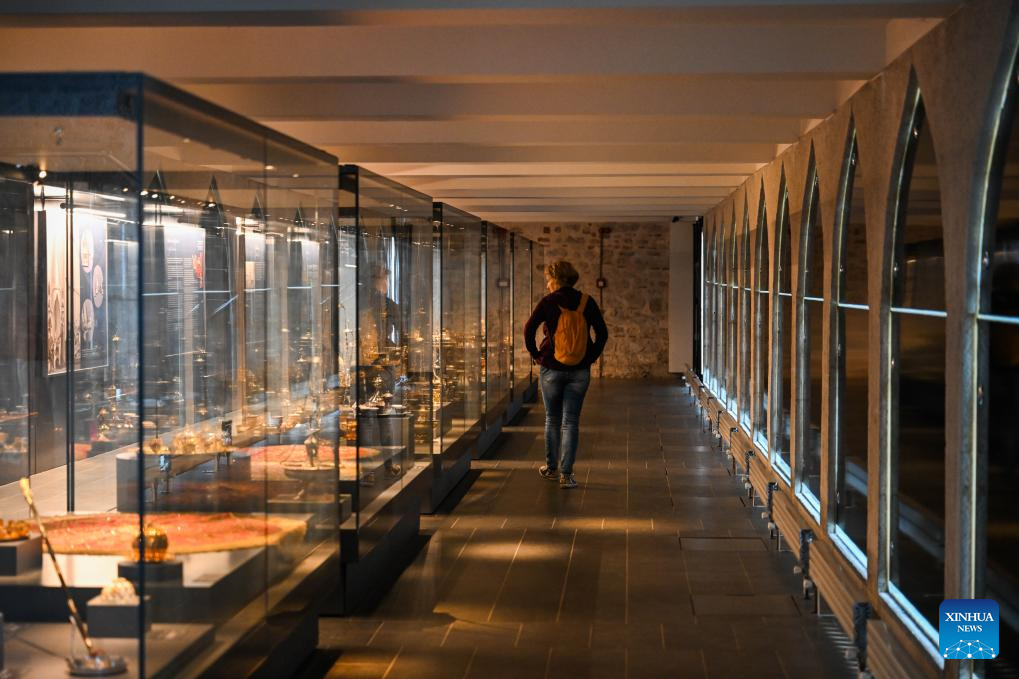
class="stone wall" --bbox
[505,222,672,378]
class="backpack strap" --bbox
[577,293,589,312]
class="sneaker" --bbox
[539,465,558,481]
[559,473,578,489]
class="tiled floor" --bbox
[313,379,852,679]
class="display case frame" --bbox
[428,202,484,510]
[334,164,432,612]
[511,233,536,410]
[0,72,341,679]
[479,222,512,453]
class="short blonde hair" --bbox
[546,260,579,287]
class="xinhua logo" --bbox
[939,599,999,660]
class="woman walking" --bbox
[524,260,609,489]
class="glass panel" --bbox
[704,226,714,384]
[755,204,770,444]
[894,101,945,312]
[889,96,945,629]
[348,168,433,508]
[799,176,823,506]
[890,312,946,624]
[981,71,1019,675]
[718,223,727,400]
[729,215,739,411]
[833,135,869,558]
[740,208,752,427]
[486,225,511,418]
[437,205,483,451]
[0,74,340,678]
[513,236,532,391]
[774,188,793,473]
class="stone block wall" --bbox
[505,222,672,379]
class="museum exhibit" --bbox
[0,1,1017,678]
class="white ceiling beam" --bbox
[363,162,763,177]
[182,79,856,120]
[426,186,736,198]
[402,174,745,190]
[0,1,957,25]
[267,116,808,145]
[0,23,888,79]
[325,142,779,163]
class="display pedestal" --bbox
[117,559,183,584]
[0,536,41,576]
[86,595,152,638]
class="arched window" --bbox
[754,188,770,445]
[740,202,752,429]
[773,175,793,477]
[703,221,715,384]
[886,92,945,631]
[718,219,728,400]
[978,55,1019,666]
[797,152,824,511]
[831,125,869,565]
[728,211,739,411]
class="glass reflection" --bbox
[833,133,869,561]
[774,185,793,475]
[981,62,1019,677]
[889,97,945,629]
[740,208,752,429]
[799,172,824,507]
[755,195,770,445]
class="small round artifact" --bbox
[131,524,169,563]
[0,519,30,542]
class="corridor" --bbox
[313,380,853,679]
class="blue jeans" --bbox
[539,366,591,475]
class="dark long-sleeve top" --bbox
[524,286,608,371]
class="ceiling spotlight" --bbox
[265,164,276,171]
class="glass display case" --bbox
[0,73,339,678]
[483,223,512,442]
[338,166,433,519]
[512,234,534,404]
[430,203,483,507]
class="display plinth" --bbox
[4,622,213,679]
[86,595,153,638]
[118,559,183,584]
[0,536,41,576]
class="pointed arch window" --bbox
[704,221,716,386]
[886,92,946,632]
[740,201,752,429]
[831,126,869,566]
[754,189,770,446]
[717,219,728,401]
[796,155,824,511]
[728,211,739,410]
[978,55,1019,663]
[773,177,793,477]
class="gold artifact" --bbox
[0,519,30,541]
[98,577,138,603]
[142,437,168,456]
[131,525,169,563]
[171,431,203,455]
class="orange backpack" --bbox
[553,293,590,366]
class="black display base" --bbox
[86,595,152,638]
[117,559,183,584]
[0,536,41,575]
[423,451,471,515]
[0,537,302,624]
[4,622,213,679]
